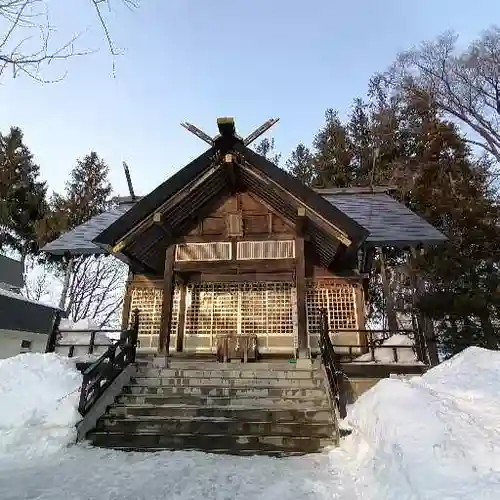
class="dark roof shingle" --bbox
[41,203,135,255]
[324,192,446,246]
[41,192,446,256]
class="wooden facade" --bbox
[90,118,403,359]
[120,191,366,357]
[40,119,447,366]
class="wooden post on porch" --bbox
[121,270,133,331]
[295,207,308,360]
[176,277,187,352]
[159,245,176,354]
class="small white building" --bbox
[0,255,59,359]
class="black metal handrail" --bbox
[318,309,347,419]
[47,314,136,358]
[77,309,139,416]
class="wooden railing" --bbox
[318,309,347,419]
[78,310,140,415]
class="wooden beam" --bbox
[159,245,176,353]
[190,272,294,283]
[176,281,187,352]
[121,271,133,330]
[295,210,308,356]
[174,259,295,273]
[223,153,237,192]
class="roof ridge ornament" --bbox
[180,117,279,147]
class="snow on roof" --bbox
[0,286,58,310]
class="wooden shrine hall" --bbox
[43,117,446,362]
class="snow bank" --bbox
[354,334,421,364]
[0,353,82,463]
[58,318,113,360]
[59,318,113,345]
[343,346,500,499]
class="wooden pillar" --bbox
[176,280,187,352]
[355,283,367,350]
[295,208,308,357]
[121,271,133,331]
[159,245,176,354]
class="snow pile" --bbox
[0,353,82,463]
[58,318,113,360]
[343,346,500,499]
[354,334,421,364]
[59,318,113,345]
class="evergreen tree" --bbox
[254,137,282,166]
[286,144,314,185]
[285,89,500,355]
[53,151,113,230]
[347,99,373,184]
[311,109,353,188]
[0,127,48,262]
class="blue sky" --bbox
[1,0,499,198]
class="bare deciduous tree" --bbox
[63,255,127,328]
[23,267,49,301]
[0,0,138,81]
[372,26,500,168]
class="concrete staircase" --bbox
[87,358,339,456]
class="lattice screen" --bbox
[305,280,358,340]
[128,286,180,349]
[237,240,295,260]
[175,242,231,261]
[183,281,294,350]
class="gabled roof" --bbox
[92,134,369,271]
[41,120,446,268]
[42,189,447,263]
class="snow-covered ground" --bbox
[0,347,499,499]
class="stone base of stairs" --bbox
[87,359,338,456]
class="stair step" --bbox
[88,432,334,453]
[116,394,329,407]
[97,417,334,437]
[135,368,322,380]
[130,377,323,388]
[102,446,307,457]
[122,385,326,398]
[135,359,319,371]
[107,404,333,422]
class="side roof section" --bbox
[323,192,447,246]
[41,203,135,256]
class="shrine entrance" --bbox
[180,281,297,354]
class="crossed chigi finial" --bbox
[180,117,279,147]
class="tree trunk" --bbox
[58,257,73,312]
[379,249,399,333]
[478,310,498,350]
[410,247,440,366]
